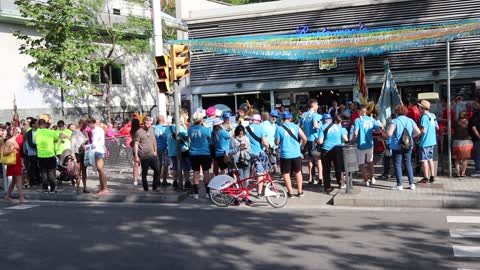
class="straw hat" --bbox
[418,100,431,110]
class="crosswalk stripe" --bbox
[452,245,480,257]
[5,204,39,210]
[447,216,480,224]
[450,229,480,238]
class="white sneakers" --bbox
[410,184,416,190]
[392,185,403,191]
[193,194,200,200]
[371,177,376,185]
[205,193,210,199]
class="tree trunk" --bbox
[102,66,112,124]
[60,88,65,117]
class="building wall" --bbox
[184,0,480,98]
[0,22,156,123]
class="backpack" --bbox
[397,118,412,151]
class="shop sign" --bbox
[295,23,367,35]
[319,58,337,70]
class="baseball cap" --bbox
[251,114,261,122]
[270,110,280,117]
[322,113,332,120]
[213,118,223,126]
[206,107,216,117]
[223,112,232,118]
[281,111,292,119]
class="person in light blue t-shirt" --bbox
[417,100,439,184]
[275,111,307,198]
[188,112,213,200]
[154,115,169,185]
[246,114,270,197]
[212,118,231,175]
[300,99,322,185]
[317,114,346,194]
[352,104,382,186]
[164,119,191,190]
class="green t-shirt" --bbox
[55,128,72,155]
[34,128,59,158]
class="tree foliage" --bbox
[222,0,278,5]
[14,0,155,121]
[14,0,101,115]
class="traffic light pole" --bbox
[152,0,167,119]
[173,81,183,190]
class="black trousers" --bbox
[141,156,160,191]
[38,157,57,190]
[27,155,41,185]
[321,147,343,189]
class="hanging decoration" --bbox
[376,60,403,125]
[170,19,480,60]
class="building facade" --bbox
[0,0,157,123]
[181,0,480,115]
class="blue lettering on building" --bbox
[295,23,367,35]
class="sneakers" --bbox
[419,177,429,184]
[172,181,179,189]
[471,172,480,177]
[364,181,370,187]
[287,192,294,199]
[378,174,389,180]
[392,185,403,191]
[370,177,376,185]
[340,184,347,189]
[205,193,210,199]
[410,184,416,190]
[161,180,171,187]
[193,193,200,200]
[429,176,435,184]
[296,192,304,198]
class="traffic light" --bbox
[170,44,190,82]
[155,55,170,93]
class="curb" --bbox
[333,194,480,209]
[0,191,189,204]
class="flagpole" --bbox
[446,40,452,178]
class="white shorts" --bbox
[357,148,374,165]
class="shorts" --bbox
[38,157,57,170]
[215,156,229,170]
[95,152,105,159]
[170,156,191,173]
[191,155,212,171]
[419,146,434,161]
[303,141,314,158]
[280,157,302,174]
[357,148,374,165]
[158,149,169,167]
[251,154,266,174]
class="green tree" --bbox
[15,0,157,122]
[14,0,100,117]
[222,0,278,4]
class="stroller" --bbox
[56,149,79,186]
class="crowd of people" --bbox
[1,96,480,203]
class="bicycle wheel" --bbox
[209,189,235,207]
[265,182,288,208]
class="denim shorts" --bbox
[95,152,105,159]
[419,146,434,161]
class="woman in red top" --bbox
[3,128,26,203]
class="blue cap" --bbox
[223,112,232,118]
[322,113,332,120]
[270,110,279,117]
[282,111,292,119]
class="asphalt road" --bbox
[0,201,479,270]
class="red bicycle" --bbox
[208,171,288,208]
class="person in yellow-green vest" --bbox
[34,119,59,193]
[55,120,72,157]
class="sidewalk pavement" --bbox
[1,169,479,209]
[0,171,187,203]
[333,175,480,209]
